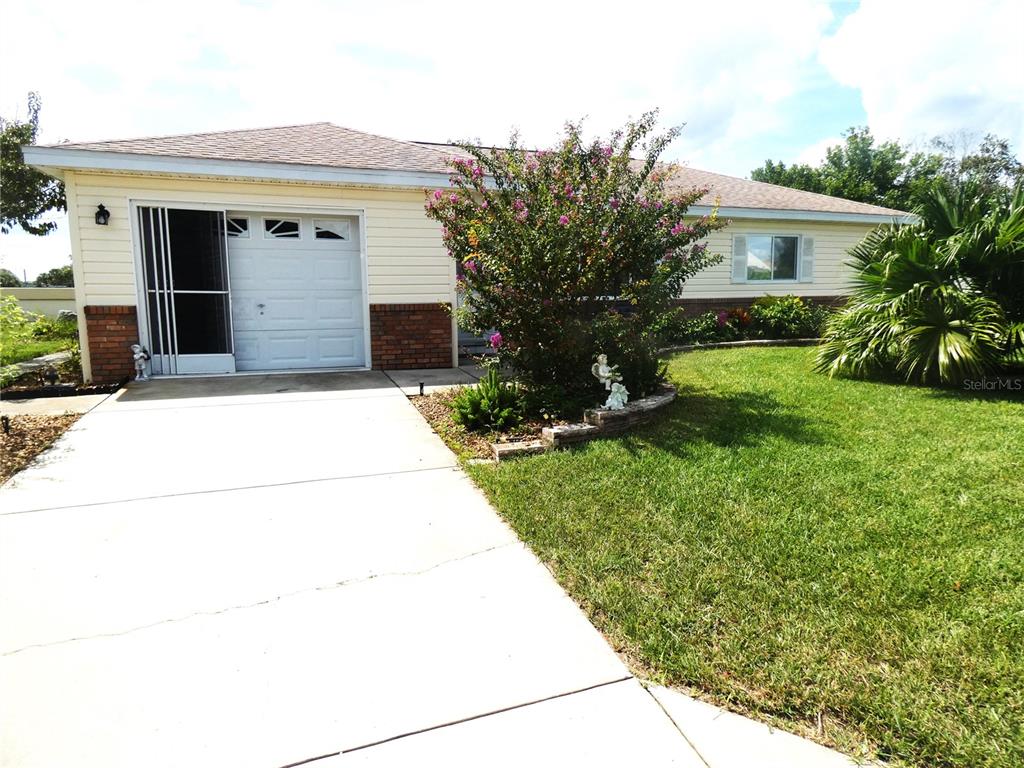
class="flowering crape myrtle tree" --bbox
[426,113,725,414]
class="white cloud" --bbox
[820,0,1024,150]
[795,135,843,166]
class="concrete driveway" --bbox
[0,372,702,767]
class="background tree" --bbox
[0,92,66,235]
[33,263,74,287]
[0,268,22,287]
[752,127,1020,212]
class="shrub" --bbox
[450,367,523,432]
[0,294,37,359]
[30,314,78,341]
[425,112,725,415]
[817,183,1024,384]
[749,295,828,339]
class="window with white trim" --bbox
[743,235,798,281]
[264,218,300,239]
[226,217,249,238]
[314,220,350,240]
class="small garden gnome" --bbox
[131,344,151,381]
[605,381,629,410]
[591,353,622,390]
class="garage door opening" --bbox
[137,206,235,375]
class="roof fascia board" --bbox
[690,205,917,225]
[22,146,453,189]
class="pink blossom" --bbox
[489,332,503,349]
[433,189,443,201]
[609,198,620,210]
[601,145,613,158]
[654,201,663,210]
[464,259,478,273]
[558,215,570,225]
[516,209,529,222]
[449,193,459,203]
[481,200,489,209]
[564,184,574,196]
[716,311,729,328]
[513,198,526,211]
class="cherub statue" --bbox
[131,344,151,382]
[591,353,622,390]
[605,381,629,410]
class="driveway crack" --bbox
[2,542,516,657]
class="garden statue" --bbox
[605,381,629,410]
[591,353,622,390]
[131,344,151,382]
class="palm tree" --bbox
[816,183,1024,384]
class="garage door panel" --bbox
[227,213,366,369]
[233,330,362,371]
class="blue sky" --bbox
[2,0,1021,280]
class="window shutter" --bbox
[732,235,747,282]
[799,236,814,282]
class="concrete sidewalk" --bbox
[0,371,867,767]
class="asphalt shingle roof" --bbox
[49,123,908,217]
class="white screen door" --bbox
[137,207,236,375]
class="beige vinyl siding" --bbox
[682,218,874,299]
[66,171,453,307]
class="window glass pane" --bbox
[173,293,231,354]
[773,236,797,280]
[227,217,249,237]
[746,235,772,281]
[314,220,350,240]
[265,218,300,238]
[168,209,228,291]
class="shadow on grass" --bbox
[614,385,831,458]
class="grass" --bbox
[465,347,1023,768]
[0,338,72,366]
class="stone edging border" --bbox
[492,385,677,461]
[489,338,823,461]
[659,338,820,354]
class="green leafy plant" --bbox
[450,367,523,432]
[817,183,1024,384]
[0,294,38,358]
[749,295,829,339]
[425,112,725,415]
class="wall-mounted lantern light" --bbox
[95,204,111,226]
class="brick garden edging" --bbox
[659,338,820,354]
[491,385,677,461]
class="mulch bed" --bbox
[0,414,80,484]
[410,389,554,460]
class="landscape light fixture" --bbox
[95,204,110,225]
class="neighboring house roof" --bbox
[28,122,911,221]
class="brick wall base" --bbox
[84,305,139,384]
[674,295,846,317]
[370,303,452,369]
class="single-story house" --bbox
[24,123,909,384]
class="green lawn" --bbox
[467,347,1023,768]
[0,338,71,366]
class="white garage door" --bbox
[227,213,365,371]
